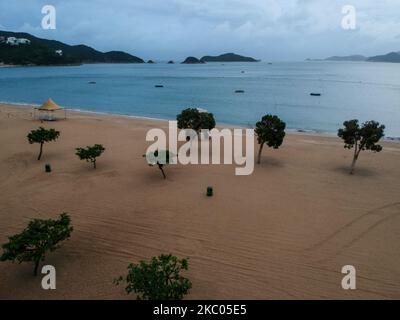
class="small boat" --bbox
[88,81,96,84]
[155,85,164,88]
[310,93,321,96]
[235,90,245,93]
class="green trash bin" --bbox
[45,164,52,173]
[207,186,213,197]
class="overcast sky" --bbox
[1,0,399,61]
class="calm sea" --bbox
[0,61,399,137]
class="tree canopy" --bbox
[177,108,216,134]
[144,149,174,179]
[0,213,73,276]
[27,127,60,160]
[255,114,286,164]
[338,119,385,174]
[76,144,105,169]
[115,254,192,300]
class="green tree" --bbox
[255,114,286,164]
[144,149,174,179]
[177,108,216,135]
[115,254,192,300]
[27,127,60,160]
[76,144,105,169]
[0,213,73,276]
[338,120,385,174]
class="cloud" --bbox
[1,0,399,60]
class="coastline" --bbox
[1,101,399,141]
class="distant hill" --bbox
[0,30,144,66]
[325,55,367,62]
[201,53,259,62]
[308,51,400,63]
[181,57,205,64]
[367,52,400,63]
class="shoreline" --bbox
[1,101,399,142]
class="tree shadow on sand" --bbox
[333,165,379,178]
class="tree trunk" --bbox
[257,143,264,164]
[93,160,97,169]
[158,164,166,179]
[350,144,359,175]
[38,142,43,161]
[34,260,40,276]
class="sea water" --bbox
[0,61,399,137]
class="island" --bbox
[307,51,400,63]
[181,57,205,64]
[201,53,259,62]
[0,30,144,66]
[325,55,367,62]
[367,52,400,63]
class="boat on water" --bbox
[310,93,321,96]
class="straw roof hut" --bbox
[34,98,66,121]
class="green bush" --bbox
[76,144,105,169]
[115,254,192,300]
[0,213,73,276]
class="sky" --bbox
[1,0,400,61]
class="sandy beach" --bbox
[0,103,399,300]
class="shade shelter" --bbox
[34,98,66,121]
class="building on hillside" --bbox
[5,37,31,45]
[6,37,18,45]
[0,36,5,43]
[55,50,63,56]
[17,38,31,45]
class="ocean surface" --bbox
[0,61,399,137]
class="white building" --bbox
[17,38,31,45]
[6,37,18,45]
[55,50,63,56]
[6,37,31,46]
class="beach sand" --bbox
[0,103,400,300]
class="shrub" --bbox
[76,144,105,169]
[0,213,73,276]
[115,254,192,300]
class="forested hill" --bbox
[0,30,144,66]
